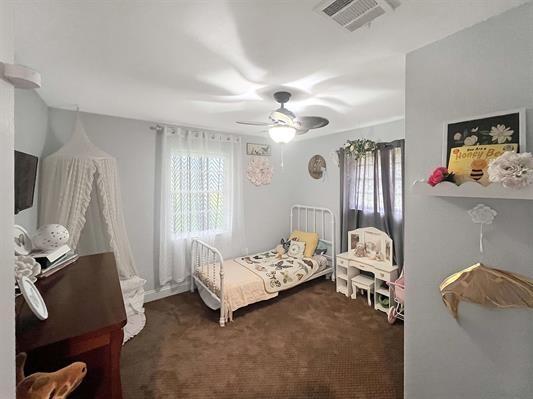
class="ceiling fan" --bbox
[236,91,329,143]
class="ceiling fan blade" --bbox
[269,108,296,125]
[297,116,329,130]
[296,128,310,135]
[236,121,273,126]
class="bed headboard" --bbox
[290,205,336,273]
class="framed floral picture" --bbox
[442,109,526,185]
[246,143,271,156]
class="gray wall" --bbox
[285,120,404,252]
[404,4,533,399]
[16,101,404,295]
[14,89,49,231]
[46,109,294,294]
[0,0,16,394]
[41,109,404,294]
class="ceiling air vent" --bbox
[314,0,401,32]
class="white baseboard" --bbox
[144,280,190,303]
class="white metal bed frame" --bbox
[190,204,336,326]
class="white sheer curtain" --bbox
[158,127,245,286]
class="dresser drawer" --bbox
[351,261,371,272]
[337,257,349,267]
[375,270,391,281]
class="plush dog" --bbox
[274,244,285,259]
[275,238,293,259]
[16,353,87,399]
[280,238,292,251]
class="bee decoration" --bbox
[470,159,488,182]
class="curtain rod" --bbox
[149,124,176,134]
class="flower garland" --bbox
[338,139,377,160]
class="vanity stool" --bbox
[351,274,375,306]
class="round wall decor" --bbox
[308,154,326,179]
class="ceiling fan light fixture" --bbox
[268,125,296,143]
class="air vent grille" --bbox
[346,5,385,31]
[332,0,378,26]
[322,0,353,17]
[314,0,400,33]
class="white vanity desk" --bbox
[336,227,399,314]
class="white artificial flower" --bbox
[489,124,514,144]
[488,151,533,189]
[468,204,497,225]
[453,133,462,141]
[15,256,41,283]
[464,135,478,146]
[471,127,479,132]
[246,156,273,186]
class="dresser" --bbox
[16,253,127,399]
[336,227,399,314]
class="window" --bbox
[170,152,228,235]
[350,146,403,218]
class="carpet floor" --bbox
[121,279,404,399]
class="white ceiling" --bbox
[14,0,529,138]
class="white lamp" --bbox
[268,125,296,143]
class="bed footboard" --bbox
[190,238,226,326]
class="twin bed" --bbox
[190,205,336,326]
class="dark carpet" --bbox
[121,279,404,399]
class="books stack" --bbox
[31,245,79,278]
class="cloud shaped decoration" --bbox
[468,204,497,225]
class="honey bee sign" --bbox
[443,109,526,185]
[448,144,517,185]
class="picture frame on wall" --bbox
[442,109,526,185]
[246,143,271,156]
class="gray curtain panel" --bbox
[339,139,404,268]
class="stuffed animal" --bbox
[280,238,292,252]
[274,244,286,259]
[275,238,293,259]
[354,242,366,257]
[16,353,87,399]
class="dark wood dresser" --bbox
[16,253,127,399]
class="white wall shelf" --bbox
[412,180,533,200]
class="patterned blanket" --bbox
[235,251,318,294]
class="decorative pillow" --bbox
[289,230,319,258]
[315,240,328,255]
[287,241,306,259]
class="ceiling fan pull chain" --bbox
[280,144,284,169]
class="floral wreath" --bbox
[338,139,377,160]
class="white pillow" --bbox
[288,241,306,259]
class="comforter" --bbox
[235,251,319,294]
